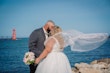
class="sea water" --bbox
[0,38,110,73]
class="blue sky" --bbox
[0,0,110,37]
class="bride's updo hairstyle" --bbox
[50,25,64,49]
[50,25,62,36]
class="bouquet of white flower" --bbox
[23,52,35,65]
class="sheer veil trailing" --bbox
[46,30,109,52]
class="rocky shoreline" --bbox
[72,58,110,73]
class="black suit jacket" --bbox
[29,28,46,58]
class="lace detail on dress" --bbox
[44,36,63,52]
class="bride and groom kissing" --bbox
[28,20,71,73]
[26,20,108,73]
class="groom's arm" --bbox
[28,30,41,57]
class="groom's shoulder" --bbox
[34,28,42,32]
[30,28,42,37]
[32,28,42,33]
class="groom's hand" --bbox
[35,58,40,64]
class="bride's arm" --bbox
[35,38,55,64]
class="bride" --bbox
[35,26,72,73]
[35,26,108,73]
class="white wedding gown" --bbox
[35,30,108,73]
[35,37,72,73]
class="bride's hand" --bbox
[35,58,40,64]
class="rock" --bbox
[79,68,101,73]
[91,58,110,64]
[75,63,92,69]
[106,64,110,73]
[98,58,110,64]
[91,60,98,65]
[72,58,110,73]
[72,67,79,73]
[72,70,76,73]
[92,62,108,69]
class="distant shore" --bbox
[0,34,110,39]
[0,37,28,40]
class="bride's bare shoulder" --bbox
[45,37,56,46]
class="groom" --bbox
[28,20,55,73]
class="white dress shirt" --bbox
[43,27,48,39]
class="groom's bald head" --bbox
[44,20,55,26]
[46,20,55,26]
[44,20,55,32]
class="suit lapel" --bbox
[41,28,46,40]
